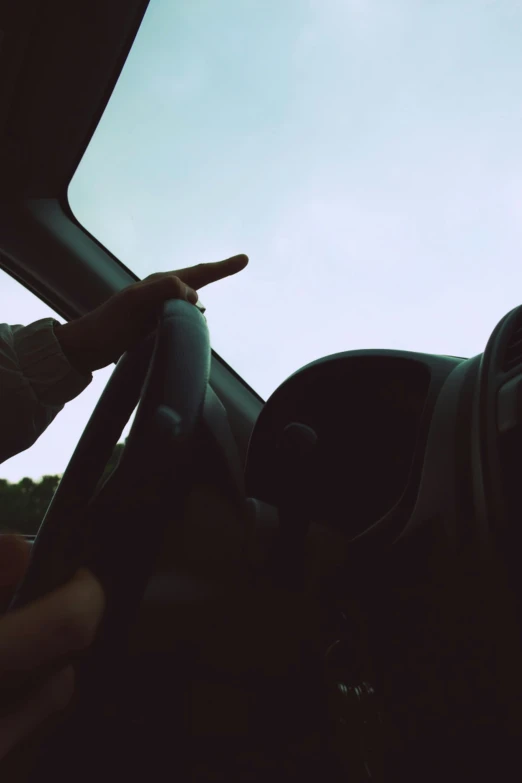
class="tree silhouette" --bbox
[0,442,125,536]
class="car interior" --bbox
[2,1,522,781]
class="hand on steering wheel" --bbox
[0,535,104,760]
[54,254,248,373]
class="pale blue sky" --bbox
[3,0,522,479]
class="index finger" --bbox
[174,254,249,290]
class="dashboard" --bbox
[242,313,522,778]
[245,350,463,539]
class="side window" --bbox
[0,270,117,535]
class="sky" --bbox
[3,0,522,480]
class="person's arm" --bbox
[0,254,248,465]
[0,319,92,465]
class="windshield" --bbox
[69,0,522,400]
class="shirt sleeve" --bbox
[0,318,93,465]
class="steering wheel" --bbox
[9,298,247,696]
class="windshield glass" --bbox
[69,0,522,400]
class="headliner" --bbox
[0,0,149,199]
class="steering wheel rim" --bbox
[7,298,255,782]
[10,298,211,635]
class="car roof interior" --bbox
[0,0,262,466]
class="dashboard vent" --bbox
[503,309,522,372]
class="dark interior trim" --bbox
[1,0,151,197]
